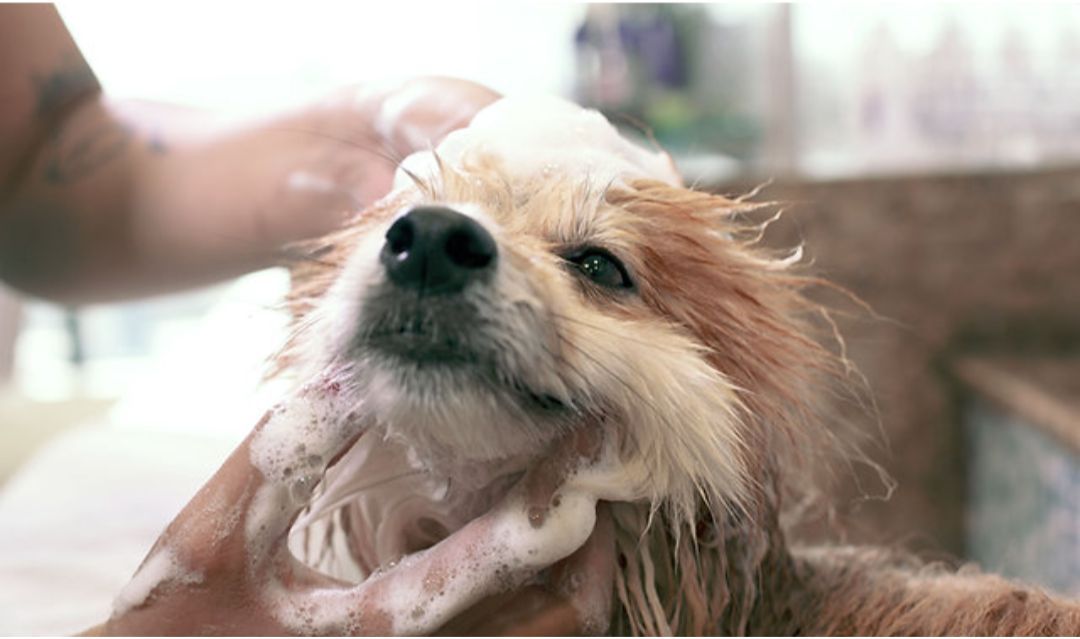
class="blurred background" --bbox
[2,2,1079,632]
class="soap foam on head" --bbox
[394,95,682,192]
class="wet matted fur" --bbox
[278,156,1080,635]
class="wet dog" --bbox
[279,96,1080,635]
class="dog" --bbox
[278,95,1080,635]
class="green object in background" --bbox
[640,92,760,160]
[575,4,764,165]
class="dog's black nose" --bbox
[381,206,497,293]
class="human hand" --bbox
[87,371,615,635]
[0,65,500,302]
[275,77,501,240]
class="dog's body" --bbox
[279,96,1080,634]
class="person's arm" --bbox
[0,5,497,303]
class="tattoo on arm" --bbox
[32,52,167,185]
[32,51,100,118]
[43,120,134,184]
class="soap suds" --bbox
[263,446,632,635]
[377,483,601,635]
[245,368,369,570]
[394,95,681,192]
[373,441,635,635]
[273,417,643,634]
[248,374,357,485]
[375,80,484,154]
[112,546,203,617]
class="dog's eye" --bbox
[569,248,633,290]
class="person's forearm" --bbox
[0,3,499,303]
[0,94,378,303]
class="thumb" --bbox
[372,77,501,155]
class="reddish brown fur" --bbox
[280,173,1080,635]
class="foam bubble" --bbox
[245,371,369,579]
[112,546,204,617]
[248,377,355,485]
[393,95,681,192]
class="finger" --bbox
[259,420,607,634]
[549,502,616,634]
[435,586,578,636]
[241,369,372,568]
[122,369,365,586]
[520,418,607,527]
[373,77,501,155]
[441,503,616,636]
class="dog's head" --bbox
[284,96,845,533]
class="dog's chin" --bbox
[353,339,570,477]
